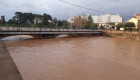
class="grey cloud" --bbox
[0,0,140,21]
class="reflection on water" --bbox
[5,36,140,80]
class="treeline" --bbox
[0,12,69,28]
[0,12,98,29]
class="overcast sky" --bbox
[0,0,140,21]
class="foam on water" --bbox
[1,35,33,42]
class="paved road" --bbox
[0,40,23,80]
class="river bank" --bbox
[103,30,140,40]
[0,40,23,80]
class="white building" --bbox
[68,16,75,23]
[34,17,42,24]
[93,14,123,29]
[68,14,123,29]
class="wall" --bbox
[0,40,23,80]
[103,30,140,40]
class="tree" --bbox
[7,12,54,27]
[15,12,22,23]
[8,19,17,24]
[42,13,49,25]
[71,15,88,29]
[52,18,58,26]
[42,13,52,25]
[62,20,68,26]
[58,20,62,26]
[86,14,94,29]
[11,12,36,25]
[116,23,123,30]
[125,22,135,27]
[125,22,135,31]
[116,22,135,31]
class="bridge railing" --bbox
[0,26,101,32]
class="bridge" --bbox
[0,26,102,38]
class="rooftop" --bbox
[133,14,140,18]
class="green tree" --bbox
[125,22,135,31]
[62,20,68,26]
[15,12,22,23]
[86,14,94,29]
[52,18,58,26]
[12,12,35,25]
[42,13,49,25]
[125,22,135,27]
[116,22,135,31]
[8,19,16,24]
[116,23,123,30]
[58,20,62,26]
[42,13,52,25]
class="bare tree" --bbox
[71,14,88,29]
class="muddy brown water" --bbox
[4,36,140,80]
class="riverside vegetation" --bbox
[0,12,97,29]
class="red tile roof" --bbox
[133,14,140,18]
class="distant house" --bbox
[127,14,140,30]
[34,17,42,24]
[133,14,140,20]
[48,20,52,23]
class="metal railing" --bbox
[0,26,101,32]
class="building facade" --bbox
[133,14,140,20]
[34,17,42,24]
[127,14,140,30]
[68,14,123,29]
[1,16,5,23]
[92,14,123,29]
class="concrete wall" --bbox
[0,40,23,80]
[103,30,140,40]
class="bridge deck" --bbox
[0,27,102,35]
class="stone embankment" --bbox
[0,40,23,80]
[103,30,140,40]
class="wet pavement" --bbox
[0,40,23,80]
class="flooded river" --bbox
[4,36,140,80]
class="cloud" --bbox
[0,0,140,21]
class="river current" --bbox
[4,36,140,80]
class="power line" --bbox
[59,0,108,14]
[59,0,132,17]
